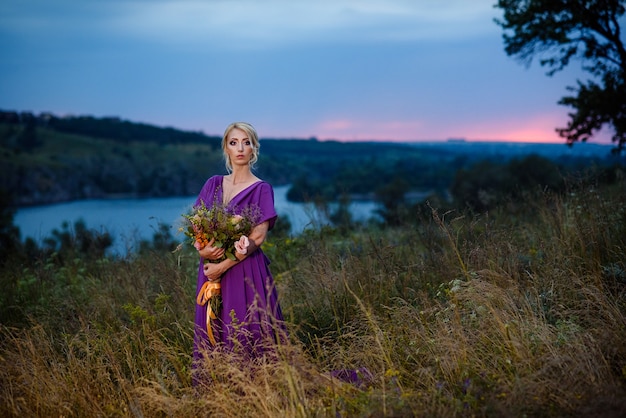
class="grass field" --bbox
[1,178,625,417]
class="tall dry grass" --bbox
[1,179,625,417]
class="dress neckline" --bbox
[220,175,262,205]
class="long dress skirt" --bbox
[192,175,286,364]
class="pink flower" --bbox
[231,215,244,230]
[234,235,250,255]
[194,240,204,251]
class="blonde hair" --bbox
[222,122,260,172]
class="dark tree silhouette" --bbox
[0,189,21,264]
[495,0,626,152]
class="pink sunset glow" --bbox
[457,113,568,143]
[307,113,572,144]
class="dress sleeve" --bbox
[195,176,220,207]
[257,182,278,230]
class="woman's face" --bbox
[225,127,254,168]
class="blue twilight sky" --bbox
[0,0,611,143]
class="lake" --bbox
[14,185,379,255]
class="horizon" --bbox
[3,106,616,148]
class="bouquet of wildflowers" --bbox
[182,200,259,263]
[181,199,260,345]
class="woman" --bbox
[193,122,285,362]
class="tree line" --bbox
[0,110,222,149]
[1,110,623,213]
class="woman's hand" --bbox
[197,238,225,261]
[203,261,225,281]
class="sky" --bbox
[0,0,613,144]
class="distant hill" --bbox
[411,140,616,159]
[0,109,221,146]
[1,109,621,207]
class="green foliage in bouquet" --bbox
[182,200,260,262]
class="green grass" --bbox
[1,180,625,417]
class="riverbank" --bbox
[14,186,380,255]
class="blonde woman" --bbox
[193,122,285,365]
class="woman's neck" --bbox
[227,167,254,185]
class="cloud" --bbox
[139,0,492,45]
[0,0,496,48]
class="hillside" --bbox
[1,109,621,207]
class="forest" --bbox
[1,109,621,210]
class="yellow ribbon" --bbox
[196,281,221,346]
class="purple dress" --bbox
[193,175,285,361]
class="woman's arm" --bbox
[197,238,225,261]
[238,220,269,259]
[202,221,270,281]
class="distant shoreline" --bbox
[10,193,198,210]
